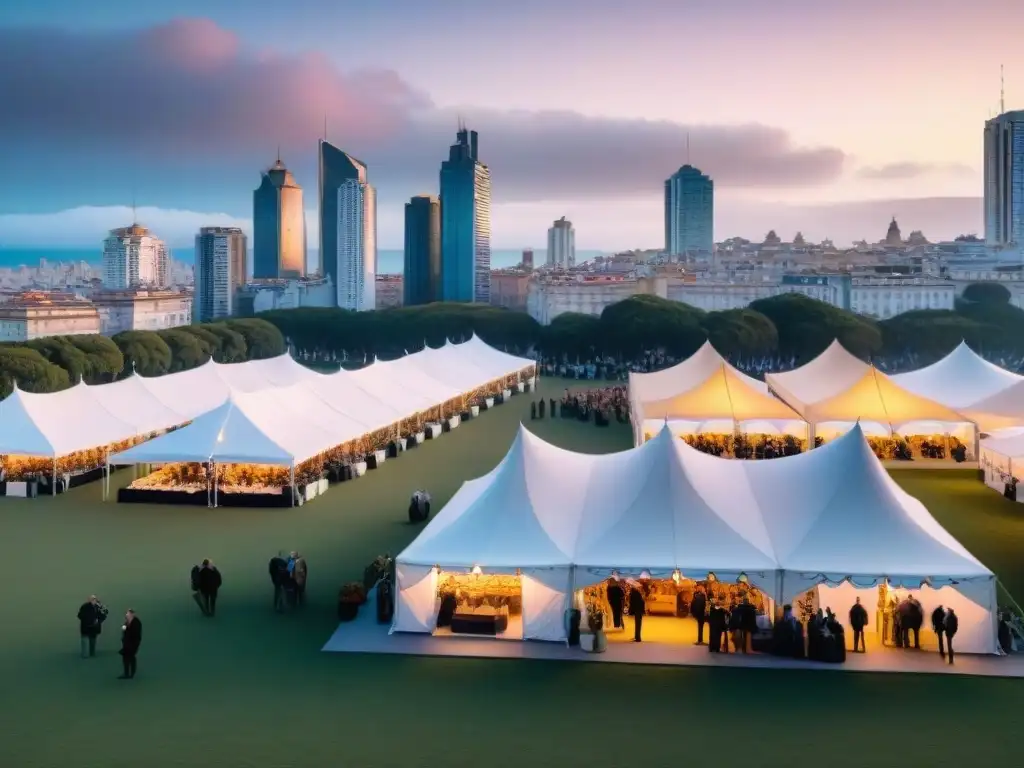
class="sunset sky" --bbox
[0,0,1020,249]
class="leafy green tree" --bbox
[701,309,778,358]
[223,318,286,359]
[112,331,173,377]
[599,295,707,358]
[0,347,71,398]
[879,310,997,361]
[750,293,882,361]
[961,282,1012,305]
[25,336,90,383]
[542,312,602,359]
[158,328,210,372]
[200,323,248,363]
[67,335,124,382]
[176,326,218,360]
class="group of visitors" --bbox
[190,559,223,616]
[559,388,629,426]
[268,551,308,612]
[887,594,958,664]
[75,595,142,680]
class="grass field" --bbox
[1,379,1021,768]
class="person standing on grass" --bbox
[629,583,646,643]
[944,609,958,665]
[849,597,868,653]
[690,588,707,645]
[118,609,142,680]
[197,559,222,617]
[931,605,947,660]
[269,553,288,612]
[292,552,308,607]
[77,595,108,658]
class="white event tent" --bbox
[630,342,804,446]
[891,342,1024,410]
[979,431,1024,500]
[765,341,969,442]
[394,423,999,653]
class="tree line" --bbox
[261,282,1024,365]
[0,318,286,398]
[1,281,1018,398]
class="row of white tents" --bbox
[0,335,535,475]
[393,422,999,653]
[629,340,1024,449]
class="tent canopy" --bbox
[86,375,189,436]
[960,380,1024,432]
[630,341,766,405]
[766,340,869,412]
[891,341,1023,409]
[980,431,1024,461]
[0,382,139,458]
[637,363,802,424]
[399,422,992,583]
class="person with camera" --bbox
[76,595,109,658]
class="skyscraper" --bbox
[547,217,576,268]
[319,141,377,307]
[253,155,306,279]
[336,173,377,311]
[984,109,1024,246]
[440,126,491,303]
[102,222,169,289]
[194,226,247,322]
[404,194,441,306]
[664,164,714,257]
[522,248,534,270]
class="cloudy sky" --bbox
[0,0,1018,250]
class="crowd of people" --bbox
[268,551,309,612]
[528,387,630,427]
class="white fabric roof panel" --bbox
[891,342,1023,409]
[630,341,767,405]
[138,359,233,420]
[765,340,869,412]
[86,375,189,436]
[400,423,993,584]
[0,383,140,457]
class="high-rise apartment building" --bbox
[984,110,1024,246]
[664,164,714,257]
[102,223,169,289]
[404,194,441,306]
[335,173,377,311]
[194,227,247,322]
[522,248,534,270]
[547,217,576,268]
[440,126,491,303]
[253,156,306,279]
[319,141,378,307]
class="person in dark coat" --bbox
[849,597,869,653]
[77,595,108,658]
[931,605,947,660]
[292,552,308,607]
[906,596,924,649]
[738,597,757,654]
[269,554,288,613]
[708,601,726,653]
[897,597,911,648]
[690,588,708,645]
[606,579,625,629]
[538,399,545,419]
[944,609,958,665]
[549,398,557,417]
[629,583,646,642]
[197,559,222,616]
[530,402,537,420]
[118,609,142,680]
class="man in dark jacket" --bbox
[118,609,142,679]
[77,595,108,658]
[629,584,646,642]
[690,588,707,645]
[269,554,288,613]
[931,605,947,660]
[197,559,222,616]
[849,597,868,653]
[944,609,958,665]
[906,596,924,649]
[606,579,625,630]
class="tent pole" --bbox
[52,457,57,496]
[103,452,109,502]
[290,464,296,507]
[213,462,219,508]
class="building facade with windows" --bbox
[253,156,306,280]
[404,194,441,306]
[0,292,101,341]
[440,127,492,303]
[94,290,192,335]
[193,226,247,322]
[984,110,1024,246]
[102,224,169,289]
[547,217,576,268]
[664,165,714,257]
[335,173,377,311]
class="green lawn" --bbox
[1,380,1021,768]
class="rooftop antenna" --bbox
[276,144,281,163]
[1000,63,1005,115]
[323,113,328,142]
[131,188,137,226]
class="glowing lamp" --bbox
[471,565,482,575]
[672,569,681,584]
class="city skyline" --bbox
[0,3,1022,248]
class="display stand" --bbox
[368,450,387,469]
[516,381,525,394]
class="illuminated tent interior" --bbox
[393,423,998,654]
[979,431,1024,501]
[634,363,805,445]
[766,342,974,452]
